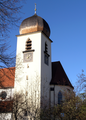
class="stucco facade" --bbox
[14,31,52,107]
[0,13,74,120]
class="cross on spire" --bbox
[34,3,37,14]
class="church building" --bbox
[0,10,73,120]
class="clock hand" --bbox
[27,55,30,59]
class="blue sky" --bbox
[8,0,86,89]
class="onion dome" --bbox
[19,14,50,37]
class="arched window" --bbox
[26,39,32,50]
[58,91,62,104]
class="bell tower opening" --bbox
[26,39,32,51]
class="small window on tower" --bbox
[45,42,48,53]
[26,75,28,80]
[44,54,49,65]
[24,110,28,116]
[26,39,32,50]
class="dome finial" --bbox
[34,3,37,14]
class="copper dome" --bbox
[19,14,50,37]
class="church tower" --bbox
[14,12,52,106]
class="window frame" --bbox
[58,91,62,104]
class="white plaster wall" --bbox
[14,31,52,107]
[41,33,52,104]
[50,85,73,105]
[14,32,42,107]
[0,113,12,120]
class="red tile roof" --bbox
[50,61,74,89]
[0,62,73,89]
[0,101,13,113]
[0,67,15,88]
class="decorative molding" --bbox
[23,49,35,53]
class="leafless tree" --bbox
[0,0,22,38]
[0,0,25,89]
[12,93,40,120]
[0,0,25,69]
[77,70,86,93]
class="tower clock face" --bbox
[23,52,33,62]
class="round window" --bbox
[1,91,7,99]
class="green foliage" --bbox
[41,93,86,120]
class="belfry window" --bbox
[26,39,32,50]
[58,91,62,104]
[44,42,49,65]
